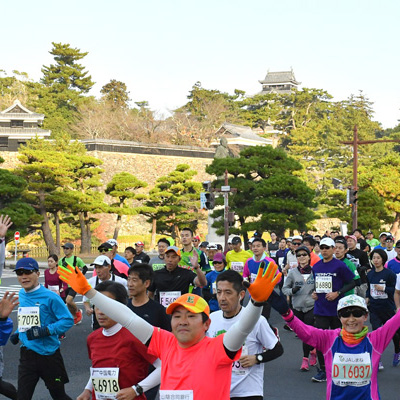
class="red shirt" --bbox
[87,326,156,399]
[148,326,240,400]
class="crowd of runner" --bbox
[1,213,400,399]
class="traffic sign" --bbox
[14,231,20,242]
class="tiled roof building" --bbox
[259,69,300,94]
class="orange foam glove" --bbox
[57,264,92,295]
[247,261,282,303]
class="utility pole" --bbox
[341,125,400,231]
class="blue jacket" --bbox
[0,318,13,346]
[17,285,73,355]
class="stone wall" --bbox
[0,142,216,239]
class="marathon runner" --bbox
[282,245,316,371]
[133,241,150,264]
[106,239,130,267]
[268,289,400,400]
[77,281,161,400]
[59,242,86,325]
[208,270,283,400]
[311,237,355,382]
[226,237,252,276]
[149,238,169,271]
[386,240,400,274]
[12,257,74,400]
[83,255,128,330]
[366,249,400,369]
[58,260,282,400]
[148,246,207,306]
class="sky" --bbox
[1,0,399,128]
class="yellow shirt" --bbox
[226,250,252,275]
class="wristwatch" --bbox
[133,384,143,395]
[256,354,263,364]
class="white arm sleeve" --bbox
[88,291,154,344]
[223,301,262,351]
[85,377,93,392]
[135,359,162,392]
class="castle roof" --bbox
[259,70,300,85]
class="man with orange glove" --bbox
[58,261,281,400]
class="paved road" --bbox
[1,271,400,399]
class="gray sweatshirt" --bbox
[282,267,315,313]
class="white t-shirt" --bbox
[207,307,278,397]
[395,274,400,291]
[84,274,128,303]
[385,248,397,262]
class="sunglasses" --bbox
[213,261,224,265]
[296,253,309,257]
[15,269,36,276]
[320,245,331,250]
[338,308,366,318]
[292,242,302,246]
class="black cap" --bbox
[62,242,74,249]
[294,245,310,255]
[199,241,209,248]
[98,242,113,251]
[231,237,242,245]
[396,240,400,248]
[386,235,394,241]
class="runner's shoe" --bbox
[283,324,293,332]
[309,349,317,366]
[300,357,309,371]
[379,361,384,370]
[74,309,83,325]
[311,369,326,382]
[393,352,400,367]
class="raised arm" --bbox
[58,264,154,344]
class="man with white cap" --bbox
[83,255,128,330]
[283,235,303,274]
[58,260,282,399]
[311,237,356,383]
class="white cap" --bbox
[107,239,118,247]
[320,237,335,247]
[292,235,303,241]
[248,237,255,243]
[227,237,233,244]
[337,294,368,313]
[207,243,218,250]
[379,232,390,238]
[91,255,111,266]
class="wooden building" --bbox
[0,100,51,151]
[259,69,300,94]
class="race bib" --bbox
[48,285,60,295]
[91,367,120,400]
[232,345,249,376]
[160,291,181,307]
[278,257,284,267]
[18,307,40,332]
[270,250,277,257]
[152,263,165,271]
[370,284,387,299]
[160,390,193,400]
[289,261,298,269]
[231,262,244,274]
[212,282,217,294]
[315,275,332,293]
[250,273,257,283]
[332,352,372,387]
[302,274,310,283]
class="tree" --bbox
[0,157,36,242]
[105,172,148,239]
[29,42,95,137]
[101,79,130,108]
[144,164,204,241]
[15,137,105,254]
[206,146,316,241]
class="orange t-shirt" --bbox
[148,326,240,399]
[310,251,321,267]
